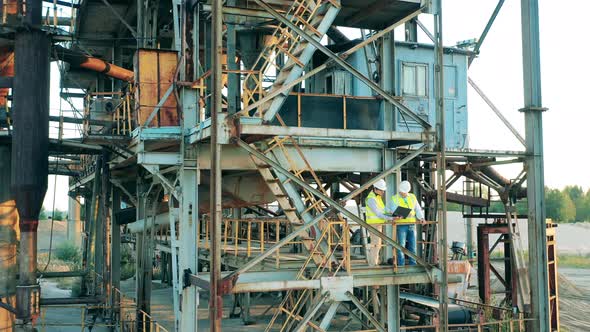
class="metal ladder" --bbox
[242,0,341,122]
[505,205,531,312]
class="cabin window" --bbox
[402,63,427,97]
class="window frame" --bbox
[401,62,429,98]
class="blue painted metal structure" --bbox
[309,41,469,148]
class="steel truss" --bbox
[53,0,551,331]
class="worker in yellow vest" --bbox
[365,179,395,266]
[388,180,424,266]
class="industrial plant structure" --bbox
[0,0,557,331]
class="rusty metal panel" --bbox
[135,49,178,127]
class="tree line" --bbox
[545,185,590,223]
[446,185,589,223]
[39,207,67,221]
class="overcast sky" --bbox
[43,0,586,211]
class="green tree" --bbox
[559,194,576,223]
[545,187,562,221]
[577,190,590,222]
[564,185,584,202]
[39,207,48,220]
[564,185,585,220]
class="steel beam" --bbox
[433,0,449,330]
[521,0,550,331]
[470,0,505,65]
[346,291,386,332]
[99,0,137,37]
[292,292,329,332]
[210,0,224,330]
[468,77,525,146]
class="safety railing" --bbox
[198,216,352,271]
[112,90,134,136]
[183,68,262,122]
[199,216,441,271]
[367,220,439,269]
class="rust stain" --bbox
[135,49,179,127]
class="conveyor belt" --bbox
[401,292,473,325]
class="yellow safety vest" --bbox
[391,193,417,223]
[365,191,386,224]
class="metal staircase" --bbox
[245,117,349,331]
[242,0,341,122]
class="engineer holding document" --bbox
[388,180,425,266]
[364,179,396,266]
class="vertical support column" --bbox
[433,0,448,330]
[0,145,17,331]
[135,178,151,331]
[87,155,103,296]
[209,0,223,330]
[226,0,239,114]
[404,19,417,42]
[177,2,199,331]
[110,189,121,324]
[112,43,123,92]
[476,226,490,304]
[67,194,82,248]
[520,0,549,330]
[381,30,400,332]
[95,151,111,296]
[504,234,517,306]
[465,181,475,260]
[136,0,145,48]
[81,192,92,296]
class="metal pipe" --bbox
[54,46,134,82]
[36,271,88,278]
[12,17,50,323]
[39,297,102,305]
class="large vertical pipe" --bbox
[520,0,549,331]
[0,145,17,332]
[209,0,223,330]
[433,0,448,330]
[67,195,82,247]
[11,0,50,321]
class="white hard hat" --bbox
[373,179,387,191]
[399,180,411,194]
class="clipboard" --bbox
[392,206,412,218]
